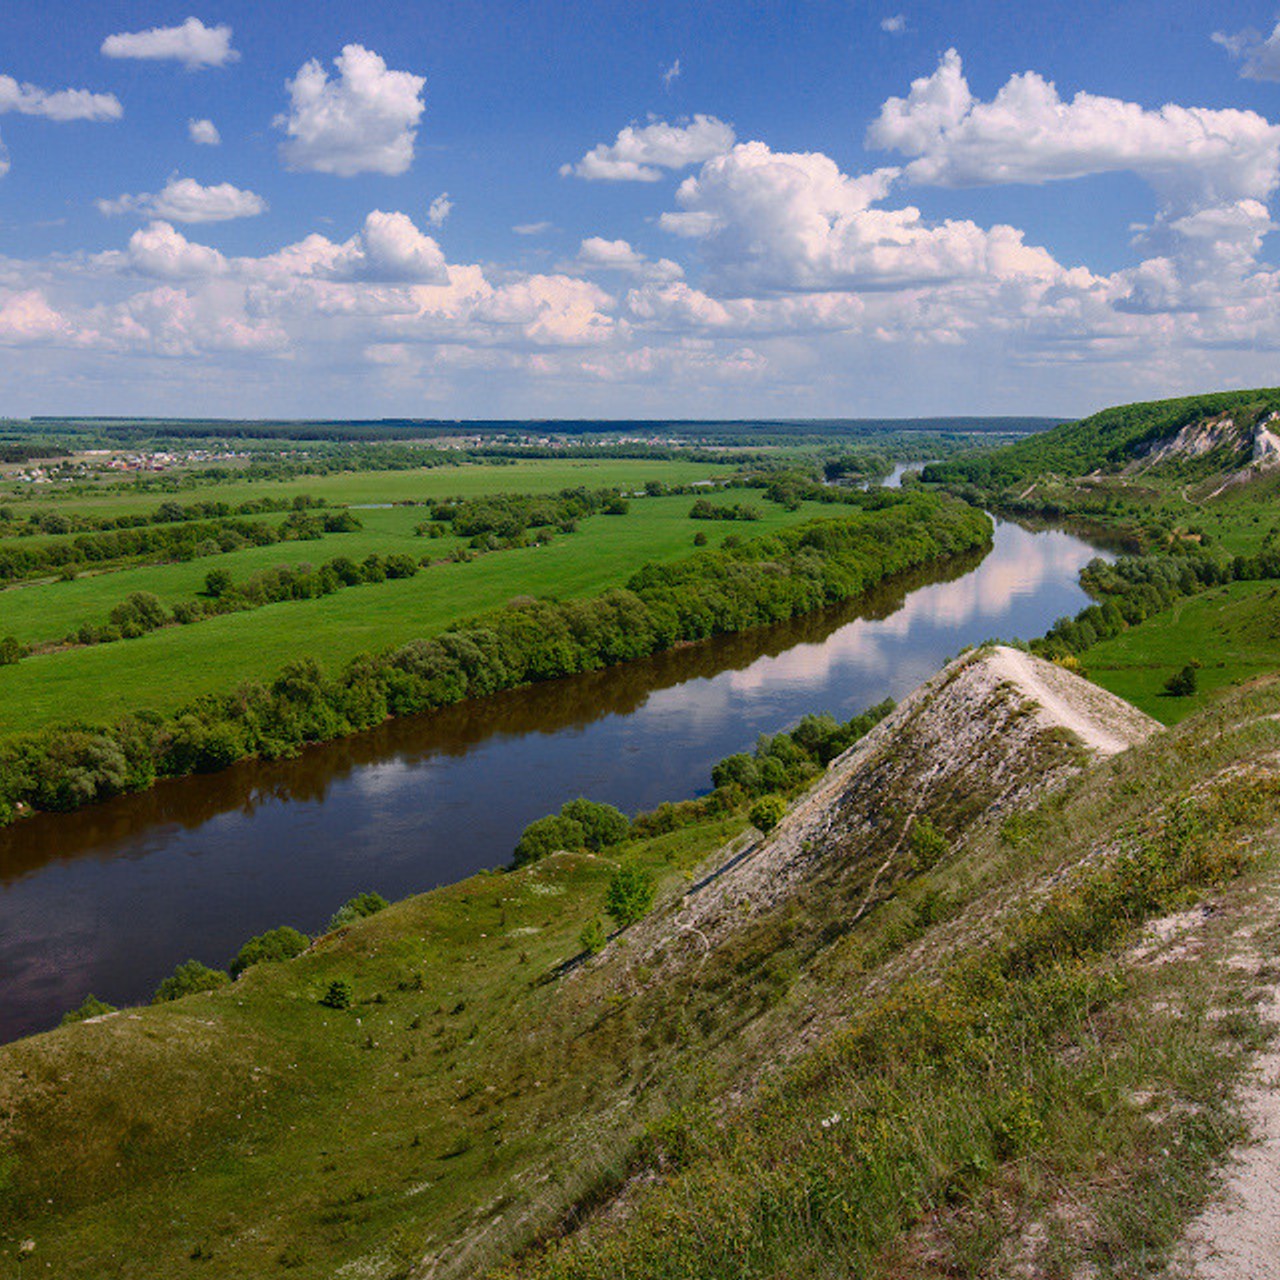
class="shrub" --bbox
[749,795,787,834]
[319,979,353,1009]
[230,925,309,979]
[327,891,389,932]
[152,959,229,1003]
[60,994,116,1025]
[203,569,233,597]
[580,919,607,954]
[0,635,25,666]
[909,816,949,869]
[604,498,630,515]
[1164,663,1199,697]
[512,813,586,867]
[605,865,656,928]
[693,531,708,546]
[560,798,630,851]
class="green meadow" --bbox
[0,477,836,732]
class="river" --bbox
[0,517,1105,1041]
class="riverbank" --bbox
[0,519,1097,1043]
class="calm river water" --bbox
[0,517,1105,1041]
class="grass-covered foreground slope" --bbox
[1,650,1277,1279]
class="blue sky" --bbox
[3,0,1280,418]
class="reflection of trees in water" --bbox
[0,546,986,886]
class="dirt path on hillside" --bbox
[986,646,1157,756]
[1182,921,1280,1278]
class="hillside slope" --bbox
[924,388,1280,491]
[1,651,1276,1280]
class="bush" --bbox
[230,925,309,979]
[319,979,353,1009]
[327,891,389,932]
[203,568,233,597]
[1164,663,1199,697]
[580,919,607,954]
[749,795,787,834]
[560,798,630,851]
[693,531,708,546]
[605,865,656,928]
[0,635,25,666]
[152,959,229,1003]
[909,816,949,869]
[60,994,116,1025]
[512,813,586,867]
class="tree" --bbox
[1164,663,1199,697]
[749,795,787,834]
[605,865,656,928]
[327,891,389,932]
[319,979,353,1009]
[230,925,309,979]
[0,635,24,666]
[560,798,630,851]
[579,919,607,954]
[203,568,233,598]
[512,813,586,867]
[152,959,229,1003]
[60,994,116,1025]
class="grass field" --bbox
[0,482,836,732]
[0,458,729,521]
[1081,579,1280,723]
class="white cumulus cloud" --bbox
[188,118,220,145]
[427,192,452,226]
[0,74,122,122]
[97,177,267,223]
[101,17,239,70]
[565,236,684,282]
[561,114,735,181]
[275,44,426,177]
[1213,24,1280,82]
[868,49,1280,215]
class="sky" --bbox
[4,0,1280,420]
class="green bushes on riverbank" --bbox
[0,493,989,828]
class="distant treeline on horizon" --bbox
[9,415,1064,444]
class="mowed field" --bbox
[0,460,839,733]
[1083,579,1280,722]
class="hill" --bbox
[3,647,1277,1279]
[923,388,1280,491]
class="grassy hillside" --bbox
[924,388,1280,490]
[1,657,1277,1279]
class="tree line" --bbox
[0,493,990,827]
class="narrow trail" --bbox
[986,645,1153,756]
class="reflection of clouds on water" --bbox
[644,523,1099,720]
[0,519,1110,1042]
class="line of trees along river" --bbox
[0,517,1104,1041]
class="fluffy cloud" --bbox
[188,118,220,145]
[565,237,683,282]
[427,193,452,226]
[251,211,449,284]
[0,290,71,344]
[101,18,238,70]
[276,45,426,177]
[561,114,735,181]
[881,15,907,33]
[1213,24,1280,82]
[97,177,267,223]
[659,140,1066,294]
[0,74,121,122]
[868,49,1280,215]
[103,221,230,279]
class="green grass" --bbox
[0,489,835,731]
[1081,580,1280,722]
[2,673,1277,1280]
[0,458,729,521]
